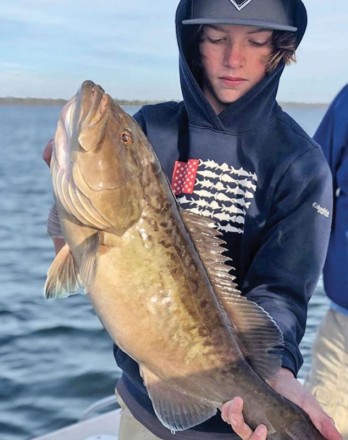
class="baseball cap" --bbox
[182,0,297,32]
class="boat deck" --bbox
[32,400,120,440]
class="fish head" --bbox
[73,80,144,192]
[53,80,148,235]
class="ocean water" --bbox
[0,102,329,440]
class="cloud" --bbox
[1,0,348,102]
[0,0,180,99]
[277,0,348,103]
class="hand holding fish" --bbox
[221,368,343,440]
[222,396,268,439]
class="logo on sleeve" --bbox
[312,202,330,218]
[229,0,254,11]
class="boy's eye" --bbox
[206,36,227,44]
[250,40,269,46]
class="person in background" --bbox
[44,0,342,439]
[304,84,348,440]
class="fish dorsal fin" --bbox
[140,365,217,432]
[181,210,284,379]
[44,244,83,299]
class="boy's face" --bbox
[199,24,273,113]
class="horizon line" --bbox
[0,97,329,107]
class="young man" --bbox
[44,0,342,439]
[112,1,341,439]
[304,84,348,439]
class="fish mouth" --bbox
[76,80,108,128]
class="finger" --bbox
[221,396,244,425]
[222,397,252,438]
[231,418,267,440]
[320,417,342,440]
[250,424,268,440]
[301,391,342,440]
[221,398,268,440]
[269,370,342,440]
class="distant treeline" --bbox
[0,97,328,108]
[0,97,67,106]
[0,97,162,106]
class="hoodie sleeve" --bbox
[242,147,333,375]
[313,104,335,170]
[313,85,348,183]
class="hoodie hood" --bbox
[175,0,307,132]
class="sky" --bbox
[0,0,347,103]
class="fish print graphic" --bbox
[172,158,257,234]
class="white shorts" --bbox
[115,392,163,440]
[304,308,348,439]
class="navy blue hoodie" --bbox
[114,1,333,438]
[313,84,348,311]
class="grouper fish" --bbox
[45,80,326,439]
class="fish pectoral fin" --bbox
[47,203,63,238]
[79,232,99,287]
[140,365,217,432]
[44,244,83,299]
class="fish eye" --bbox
[121,130,133,145]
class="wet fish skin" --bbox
[45,80,326,439]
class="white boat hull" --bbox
[32,408,120,440]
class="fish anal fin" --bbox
[44,244,82,299]
[140,365,217,432]
[181,210,283,379]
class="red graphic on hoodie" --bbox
[171,159,199,195]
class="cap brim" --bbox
[182,18,297,32]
